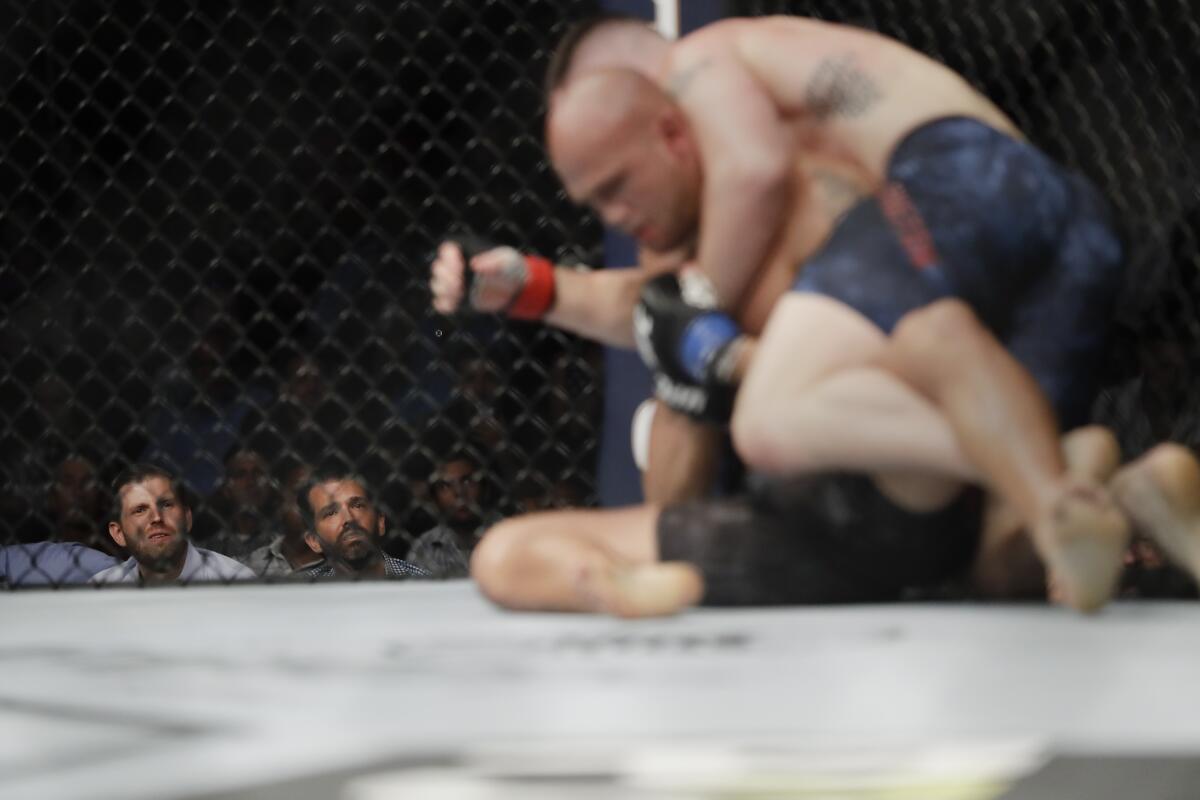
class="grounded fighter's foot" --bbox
[1111,443,1200,586]
[576,561,705,618]
[1033,480,1131,613]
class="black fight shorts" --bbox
[657,473,982,606]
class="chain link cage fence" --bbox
[6,0,1200,588]
[734,0,1200,454]
[1,0,606,587]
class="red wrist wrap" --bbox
[508,255,556,319]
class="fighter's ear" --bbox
[658,107,692,156]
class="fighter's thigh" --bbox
[735,293,889,421]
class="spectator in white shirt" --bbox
[92,463,255,585]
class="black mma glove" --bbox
[634,272,743,424]
[444,232,498,303]
[443,232,556,319]
[648,370,736,425]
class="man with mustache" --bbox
[298,469,428,580]
[92,464,256,585]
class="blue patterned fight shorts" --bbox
[792,116,1125,429]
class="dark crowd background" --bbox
[3,0,1199,587]
[1,0,605,574]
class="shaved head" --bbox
[545,15,668,99]
[546,69,701,253]
[547,69,670,164]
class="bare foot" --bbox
[1032,479,1131,612]
[576,562,705,618]
[971,426,1125,603]
[1061,425,1121,482]
[1111,443,1200,585]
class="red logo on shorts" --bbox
[878,182,939,271]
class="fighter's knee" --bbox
[724,410,763,472]
[890,299,986,363]
[469,519,528,606]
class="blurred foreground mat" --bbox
[3,582,1200,799]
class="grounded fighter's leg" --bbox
[470,505,703,617]
[1112,443,1200,587]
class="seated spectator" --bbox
[407,451,492,578]
[298,468,427,580]
[1,542,118,587]
[44,453,124,558]
[92,464,256,585]
[244,462,324,577]
[193,447,280,559]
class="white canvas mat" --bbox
[3,583,1199,799]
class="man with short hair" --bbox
[243,462,325,578]
[195,447,280,560]
[297,470,428,580]
[92,464,256,585]
[407,453,489,578]
[45,453,121,557]
[538,16,1143,610]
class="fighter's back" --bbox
[668,17,1019,178]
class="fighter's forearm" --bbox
[542,245,689,348]
[641,402,723,504]
[543,266,646,348]
[697,158,790,312]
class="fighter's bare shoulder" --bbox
[661,18,791,102]
[661,23,737,101]
[664,17,878,103]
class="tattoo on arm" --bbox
[667,59,714,100]
[804,55,882,120]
